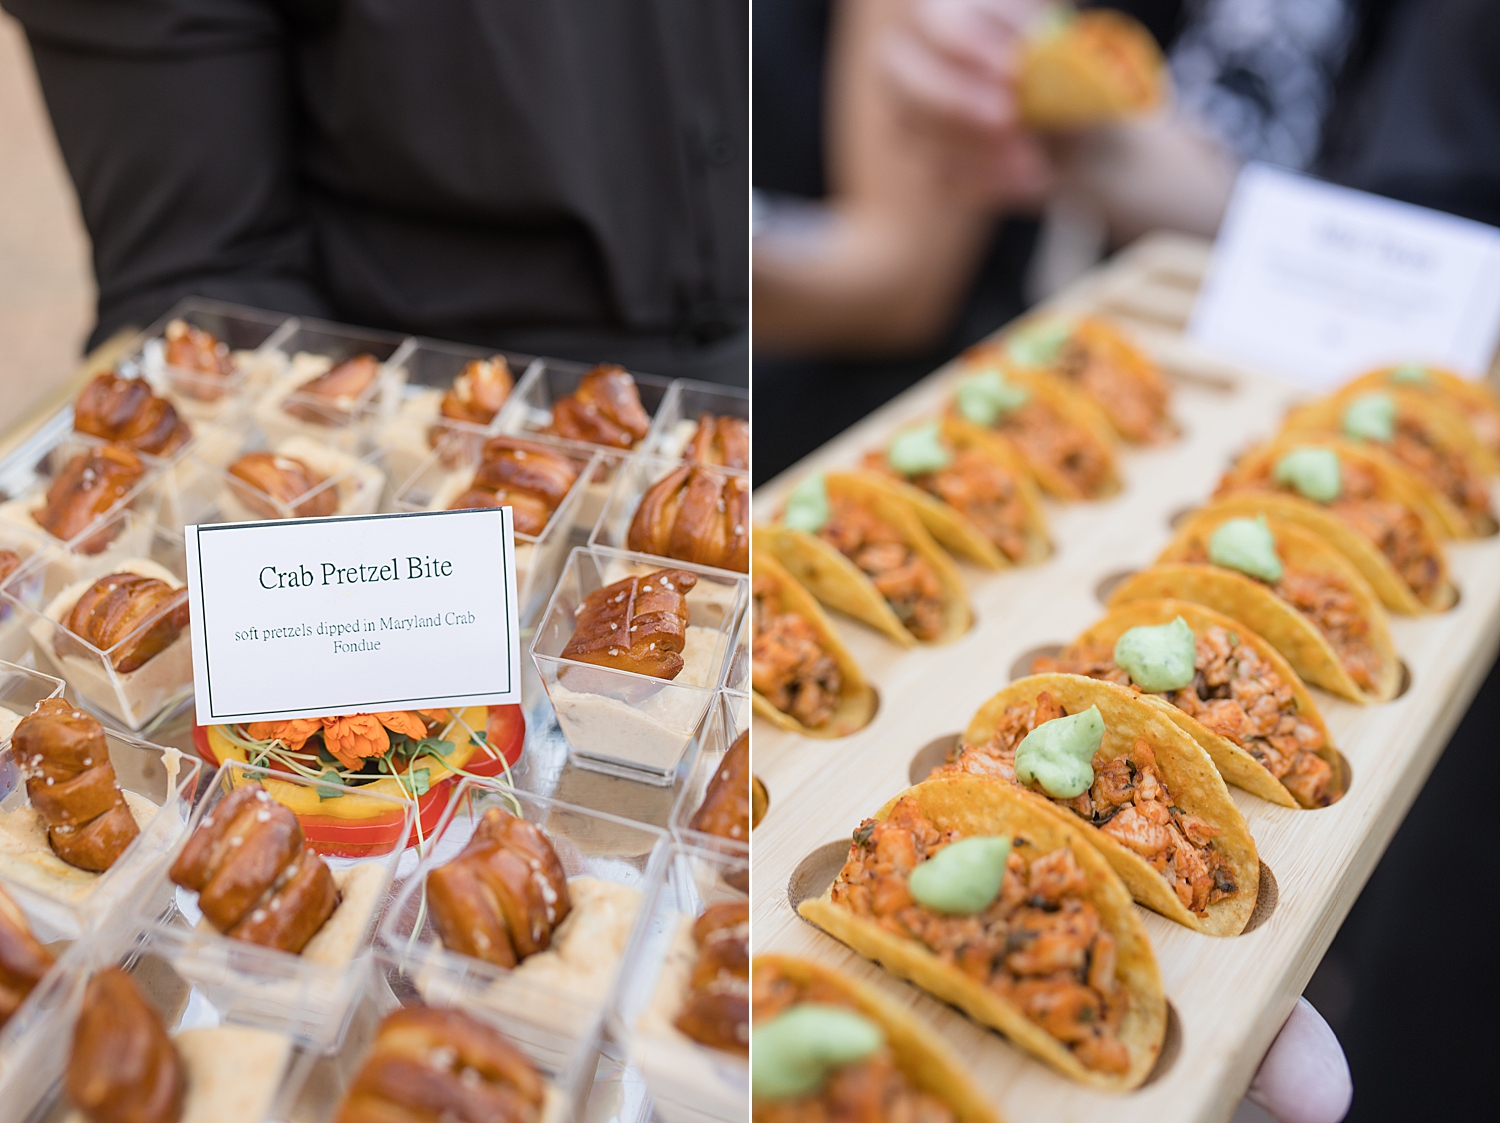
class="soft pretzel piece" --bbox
[627,465,749,572]
[448,439,581,536]
[546,364,651,449]
[162,319,234,401]
[558,568,697,679]
[685,414,749,470]
[227,451,338,519]
[59,572,190,673]
[169,783,340,954]
[283,353,380,423]
[426,807,572,968]
[0,885,54,1028]
[431,357,514,439]
[67,966,185,1123]
[688,731,752,843]
[15,698,140,873]
[0,548,20,587]
[673,901,749,1054]
[74,372,193,458]
[34,443,145,550]
[337,1006,547,1123]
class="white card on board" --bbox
[183,508,521,725]
[1188,163,1500,390]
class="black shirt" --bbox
[5,0,748,384]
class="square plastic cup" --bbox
[641,379,750,465]
[123,296,295,404]
[379,778,669,1075]
[669,692,750,861]
[531,548,745,784]
[176,425,391,529]
[608,840,748,1123]
[0,929,318,1119]
[135,760,418,1048]
[392,433,602,626]
[497,357,675,533]
[373,337,541,492]
[0,429,166,600]
[9,511,193,731]
[587,453,749,581]
[252,319,414,453]
[0,661,64,747]
[0,715,202,945]
[284,950,597,1123]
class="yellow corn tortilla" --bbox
[1124,504,1399,701]
[861,416,1052,569]
[798,775,1165,1090]
[1282,387,1497,537]
[1019,8,1166,130]
[951,356,1122,501]
[758,473,972,646]
[1343,365,1500,471]
[956,674,1259,936]
[752,955,1002,1123]
[751,551,878,738]
[1003,315,1176,445]
[1217,436,1456,612]
[1056,599,1343,808]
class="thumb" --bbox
[1246,998,1352,1123]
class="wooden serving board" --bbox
[750,232,1500,1123]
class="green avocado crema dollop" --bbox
[1014,704,1104,799]
[783,472,831,534]
[1272,446,1342,503]
[1207,515,1284,583]
[1390,363,1431,385]
[1005,317,1074,368]
[908,834,1013,914]
[752,1004,884,1100]
[1113,616,1198,692]
[887,421,954,476]
[956,370,1030,426]
[1342,392,1396,443]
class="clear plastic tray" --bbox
[8,511,193,731]
[0,714,202,945]
[642,379,750,465]
[391,433,601,625]
[0,929,318,1121]
[379,779,668,1075]
[372,337,540,493]
[607,840,748,1123]
[588,453,750,578]
[135,760,417,1048]
[531,548,744,784]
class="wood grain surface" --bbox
[750,233,1500,1123]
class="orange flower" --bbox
[374,711,429,741]
[246,718,323,752]
[322,714,391,770]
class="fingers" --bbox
[1247,998,1352,1123]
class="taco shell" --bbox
[954,355,1122,501]
[960,674,1259,936]
[1019,8,1165,130]
[751,551,879,738]
[798,775,1166,1089]
[752,955,1001,1123]
[1281,387,1497,537]
[864,416,1052,568]
[758,473,972,646]
[1343,365,1500,470]
[1217,436,1456,612]
[1060,599,1344,807]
